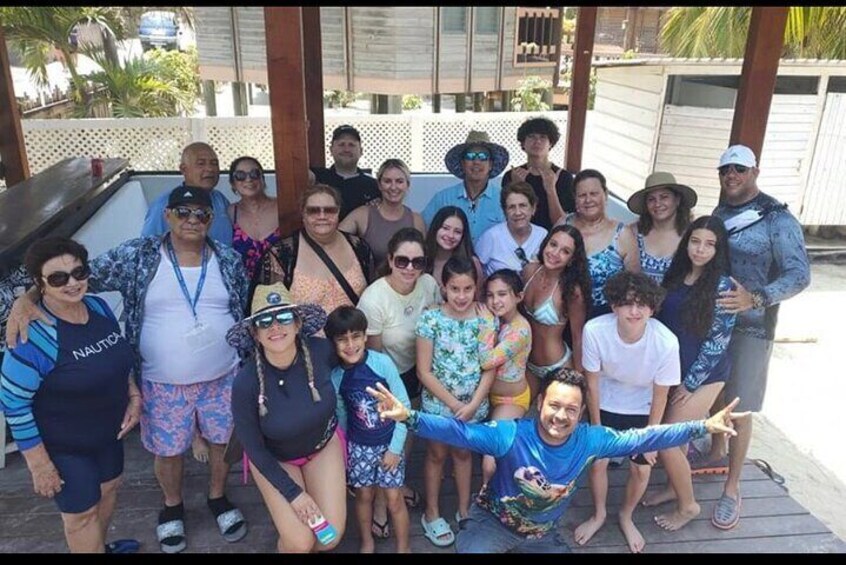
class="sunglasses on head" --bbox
[169,206,213,224]
[463,151,490,162]
[393,255,427,271]
[233,169,262,182]
[252,310,297,330]
[514,247,529,267]
[718,164,750,176]
[304,205,340,217]
[44,264,91,288]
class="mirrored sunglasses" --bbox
[169,206,212,224]
[233,169,262,182]
[252,310,297,329]
[393,255,427,270]
[463,151,490,162]
[718,164,750,176]
[44,264,91,287]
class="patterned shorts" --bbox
[140,369,236,457]
[346,440,405,489]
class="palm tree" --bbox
[661,7,846,60]
[0,7,125,105]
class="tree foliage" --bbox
[661,7,846,60]
[510,75,552,112]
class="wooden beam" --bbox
[264,7,310,236]
[0,27,30,186]
[565,6,597,172]
[730,7,789,159]
[302,7,325,168]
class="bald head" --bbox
[180,142,220,190]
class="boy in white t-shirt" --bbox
[574,271,680,554]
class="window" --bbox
[666,74,820,108]
[475,7,499,34]
[514,7,560,66]
[442,7,467,34]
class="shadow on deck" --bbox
[1,428,844,554]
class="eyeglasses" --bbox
[169,206,213,224]
[304,205,340,217]
[44,264,91,288]
[252,310,297,329]
[514,247,529,267]
[393,255,427,271]
[718,164,750,176]
[233,169,262,182]
[463,151,490,162]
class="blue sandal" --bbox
[712,493,741,530]
[105,539,140,554]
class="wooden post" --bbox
[565,7,597,172]
[264,7,310,236]
[0,27,30,186]
[302,7,325,168]
[730,7,789,159]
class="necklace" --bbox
[273,351,299,386]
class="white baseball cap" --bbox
[718,145,757,169]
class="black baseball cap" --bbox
[167,186,213,209]
[331,124,361,143]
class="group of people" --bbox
[0,117,811,554]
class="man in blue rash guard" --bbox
[366,368,747,553]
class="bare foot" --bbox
[573,513,606,546]
[359,539,375,553]
[618,514,646,553]
[192,433,209,464]
[654,503,701,531]
[641,487,677,508]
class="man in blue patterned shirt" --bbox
[704,144,811,530]
[6,187,251,553]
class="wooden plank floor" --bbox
[0,428,844,553]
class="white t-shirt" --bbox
[475,222,548,277]
[139,250,239,385]
[357,274,442,374]
[582,313,680,415]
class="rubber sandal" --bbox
[420,515,454,547]
[403,488,421,509]
[690,455,729,476]
[214,507,248,543]
[156,519,186,554]
[712,493,741,530]
[105,539,140,554]
[455,511,466,525]
[371,515,391,539]
[753,459,786,487]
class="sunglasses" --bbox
[169,206,213,224]
[233,169,262,182]
[718,164,750,176]
[393,255,427,271]
[463,151,490,162]
[304,205,340,217]
[514,247,529,267]
[252,310,297,330]
[44,264,91,288]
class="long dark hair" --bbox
[636,189,692,236]
[424,206,475,274]
[536,224,592,318]
[662,216,731,338]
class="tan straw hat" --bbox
[626,172,698,215]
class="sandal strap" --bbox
[156,519,185,541]
[216,508,245,533]
[714,494,740,521]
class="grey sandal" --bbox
[712,493,741,530]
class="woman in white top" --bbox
[356,227,441,539]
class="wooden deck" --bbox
[0,428,844,554]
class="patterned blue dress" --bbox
[636,232,674,285]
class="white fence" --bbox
[16,111,571,179]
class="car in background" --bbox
[138,10,180,51]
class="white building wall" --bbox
[801,93,846,225]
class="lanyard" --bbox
[165,236,209,323]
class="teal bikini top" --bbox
[524,266,567,326]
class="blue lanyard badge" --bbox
[165,236,209,323]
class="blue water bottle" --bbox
[308,513,338,545]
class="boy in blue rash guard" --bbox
[366,368,747,554]
[326,306,412,553]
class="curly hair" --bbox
[536,225,592,318]
[517,116,561,147]
[603,271,666,313]
[540,367,587,404]
[662,216,731,338]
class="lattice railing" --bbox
[13,112,570,181]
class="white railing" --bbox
[16,112,571,177]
